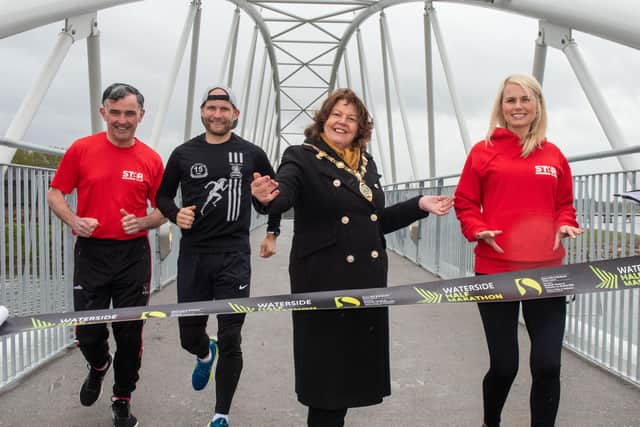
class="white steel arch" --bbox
[330,0,640,81]
[326,0,640,178]
[1,0,639,177]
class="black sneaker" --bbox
[79,354,112,406]
[111,398,139,427]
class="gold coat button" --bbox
[346,255,355,263]
[371,250,379,259]
[370,213,378,222]
[341,216,350,224]
[333,179,341,187]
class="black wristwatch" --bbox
[267,229,280,237]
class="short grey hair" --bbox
[102,83,144,108]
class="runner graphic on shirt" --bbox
[201,178,228,214]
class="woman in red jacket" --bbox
[454,74,583,427]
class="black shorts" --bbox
[177,251,251,303]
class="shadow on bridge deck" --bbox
[0,221,638,426]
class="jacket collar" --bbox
[304,137,375,204]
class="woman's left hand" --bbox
[419,195,454,216]
[252,172,280,204]
[553,224,584,250]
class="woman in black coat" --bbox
[252,88,453,426]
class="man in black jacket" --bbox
[156,85,279,427]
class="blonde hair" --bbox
[486,74,547,158]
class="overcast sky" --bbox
[1,1,639,180]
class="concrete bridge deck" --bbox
[0,221,638,426]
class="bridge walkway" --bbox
[0,221,638,426]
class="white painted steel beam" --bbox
[424,1,435,178]
[379,11,397,182]
[487,0,640,50]
[330,0,640,89]
[225,8,242,88]
[563,41,638,172]
[149,2,199,149]
[356,27,388,181]
[227,0,282,148]
[240,25,259,136]
[430,7,472,153]
[532,23,547,85]
[0,0,141,39]
[0,137,65,156]
[251,50,268,143]
[184,5,202,142]
[0,30,74,164]
[539,20,638,172]
[342,49,352,90]
[257,82,274,150]
[381,12,418,179]
[86,16,103,134]
[218,8,241,86]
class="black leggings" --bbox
[177,252,251,414]
[478,297,566,427]
[307,407,348,427]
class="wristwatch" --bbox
[267,229,280,237]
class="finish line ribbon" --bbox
[1,255,640,336]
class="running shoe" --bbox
[192,338,218,391]
[209,418,229,427]
[111,398,139,427]
[79,354,112,406]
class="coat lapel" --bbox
[307,139,373,204]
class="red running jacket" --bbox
[454,127,579,274]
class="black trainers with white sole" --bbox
[111,398,139,427]
[79,354,112,406]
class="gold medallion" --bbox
[359,181,373,202]
[304,142,374,204]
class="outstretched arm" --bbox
[251,172,280,205]
[418,195,454,216]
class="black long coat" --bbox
[268,138,428,409]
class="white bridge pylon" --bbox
[1,0,639,181]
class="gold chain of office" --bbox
[303,143,373,202]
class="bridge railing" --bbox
[2,150,639,389]
[0,159,267,390]
[384,169,640,387]
[1,163,74,389]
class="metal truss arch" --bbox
[329,0,640,90]
[225,0,282,144]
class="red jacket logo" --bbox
[122,170,144,182]
[534,165,557,178]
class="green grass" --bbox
[569,228,640,258]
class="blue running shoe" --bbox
[192,338,218,391]
[208,418,229,427]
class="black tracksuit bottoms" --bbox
[177,251,251,415]
[73,236,151,398]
